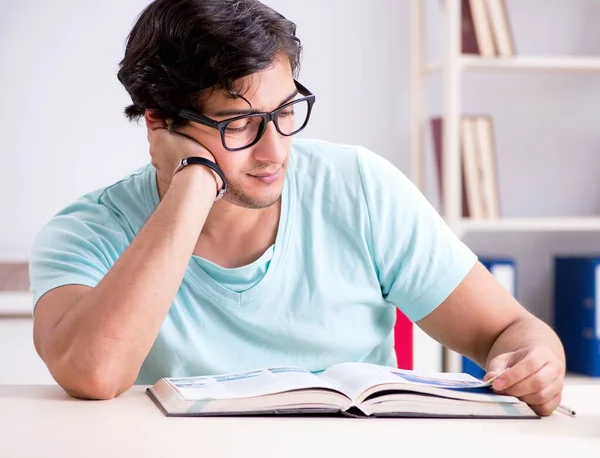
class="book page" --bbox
[167,367,343,401]
[320,362,493,401]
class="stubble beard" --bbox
[223,162,287,209]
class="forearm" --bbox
[486,314,566,369]
[46,166,215,397]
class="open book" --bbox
[147,362,539,419]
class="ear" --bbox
[144,109,171,130]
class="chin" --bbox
[223,167,288,209]
[224,186,283,209]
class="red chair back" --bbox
[394,309,413,369]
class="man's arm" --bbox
[33,127,219,401]
[351,145,565,415]
[416,261,566,416]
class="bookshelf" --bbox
[409,0,600,373]
[427,55,600,73]
[460,217,600,234]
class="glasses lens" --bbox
[276,99,309,136]
[223,115,264,150]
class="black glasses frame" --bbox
[178,80,316,152]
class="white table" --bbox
[0,383,598,458]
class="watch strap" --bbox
[173,157,227,201]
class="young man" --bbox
[30,0,566,415]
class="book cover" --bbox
[473,116,501,219]
[445,0,497,56]
[430,117,470,218]
[430,116,501,220]
[467,0,497,57]
[459,0,481,55]
[486,0,516,57]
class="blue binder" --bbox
[462,257,517,379]
[554,256,600,377]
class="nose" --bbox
[252,121,288,164]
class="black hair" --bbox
[117,0,302,126]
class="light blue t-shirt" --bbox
[30,139,477,384]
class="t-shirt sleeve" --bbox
[356,146,478,322]
[29,199,127,311]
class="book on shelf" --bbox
[554,256,600,377]
[147,361,540,419]
[486,0,516,57]
[431,117,469,217]
[448,0,515,58]
[430,115,501,219]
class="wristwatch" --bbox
[172,157,227,201]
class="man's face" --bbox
[186,56,297,209]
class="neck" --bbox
[199,199,281,267]
[202,199,280,240]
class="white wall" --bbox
[1,0,153,258]
[2,0,600,372]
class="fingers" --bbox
[497,362,556,397]
[484,346,565,417]
[519,377,563,408]
[160,127,214,156]
[490,348,549,392]
[483,367,508,383]
[527,391,562,417]
[169,129,204,146]
[485,352,514,377]
[487,347,564,417]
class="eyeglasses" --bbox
[178,80,316,152]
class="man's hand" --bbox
[484,346,566,416]
[147,122,219,189]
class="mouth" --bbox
[249,168,282,184]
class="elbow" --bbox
[37,335,138,400]
[62,372,128,401]
[50,358,135,401]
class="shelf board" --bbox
[427,55,600,73]
[459,217,600,233]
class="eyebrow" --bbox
[209,89,299,118]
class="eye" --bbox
[224,116,261,134]
[224,118,251,133]
[278,108,295,118]
[225,125,250,133]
